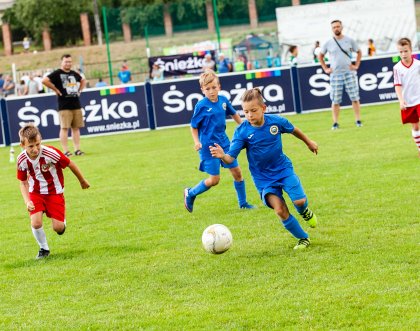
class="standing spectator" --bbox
[216,53,232,73]
[266,52,273,68]
[202,53,215,71]
[23,37,30,53]
[234,55,246,72]
[150,62,164,81]
[26,74,39,95]
[118,63,132,84]
[33,72,44,93]
[42,54,86,156]
[367,39,376,57]
[16,80,27,96]
[393,37,420,158]
[3,75,15,98]
[0,74,4,97]
[319,19,362,130]
[313,41,321,63]
[273,53,281,67]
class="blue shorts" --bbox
[330,71,360,104]
[199,158,239,175]
[259,173,306,208]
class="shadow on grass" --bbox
[4,244,146,269]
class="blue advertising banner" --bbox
[5,85,150,144]
[151,68,294,128]
[298,54,399,112]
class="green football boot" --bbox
[301,207,317,228]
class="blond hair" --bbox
[241,88,265,106]
[397,38,412,49]
[19,124,41,144]
[199,69,219,87]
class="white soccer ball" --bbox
[202,224,233,254]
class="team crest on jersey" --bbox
[222,102,227,110]
[270,125,279,135]
[41,162,52,172]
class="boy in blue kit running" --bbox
[210,88,318,249]
[184,70,254,212]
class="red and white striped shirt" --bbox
[393,58,420,107]
[17,145,70,195]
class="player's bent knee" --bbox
[293,198,307,207]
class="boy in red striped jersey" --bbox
[393,38,420,158]
[17,124,90,259]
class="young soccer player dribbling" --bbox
[393,37,420,158]
[184,69,254,212]
[17,124,90,259]
[210,88,318,249]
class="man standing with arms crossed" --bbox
[319,20,362,130]
[42,54,86,156]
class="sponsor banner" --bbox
[148,51,216,77]
[151,68,294,128]
[299,55,399,112]
[5,85,149,144]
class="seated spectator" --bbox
[217,53,232,73]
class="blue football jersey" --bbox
[191,95,236,160]
[228,114,295,190]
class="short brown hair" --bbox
[397,38,412,49]
[331,20,342,25]
[19,124,41,144]
[241,88,265,106]
[61,54,71,60]
[199,69,219,87]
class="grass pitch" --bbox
[0,103,418,330]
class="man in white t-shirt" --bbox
[319,20,362,130]
[393,37,420,157]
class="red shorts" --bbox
[401,104,420,124]
[29,192,66,222]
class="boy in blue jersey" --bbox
[184,70,254,212]
[210,88,318,249]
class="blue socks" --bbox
[282,215,308,239]
[293,199,308,214]
[189,180,210,197]
[234,180,247,207]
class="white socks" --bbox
[31,226,49,250]
[412,130,420,152]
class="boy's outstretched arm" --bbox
[191,127,202,151]
[68,161,90,189]
[209,143,235,164]
[292,127,318,155]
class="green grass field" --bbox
[0,103,418,330]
